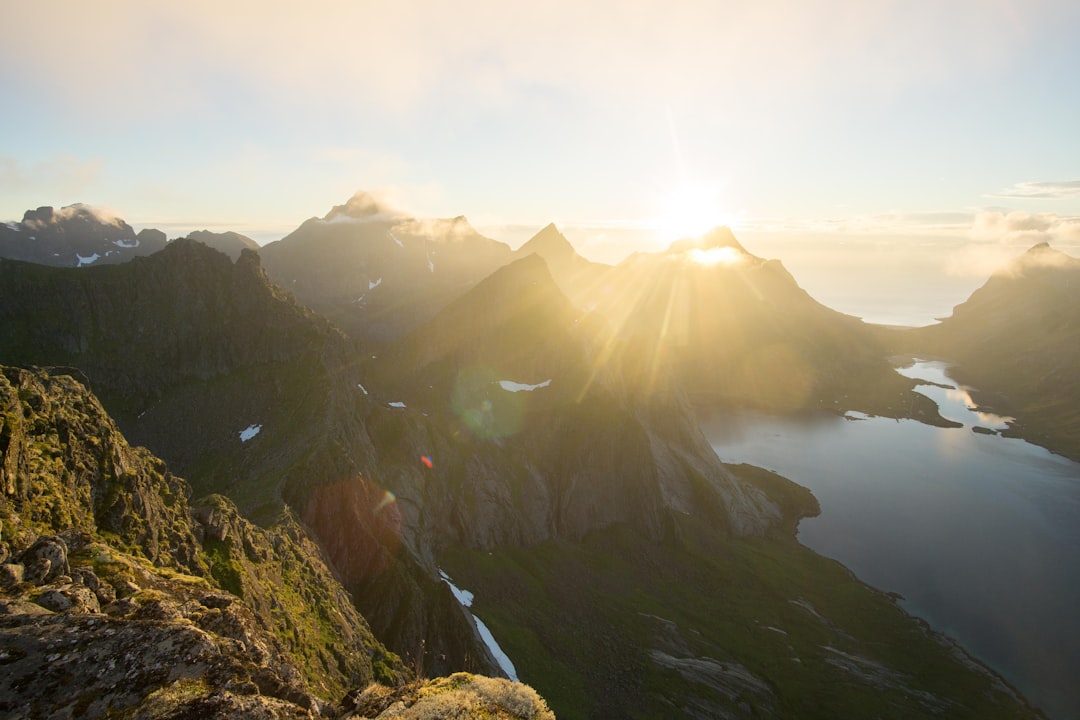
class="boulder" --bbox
[18,536,69,585]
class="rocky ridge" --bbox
[0,365,410,717]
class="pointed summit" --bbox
[518,223,576,259]
[1007,241,1080,273]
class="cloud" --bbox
[987,180,1080,199]
[22,203,125,230]
[970,210,1080,245]
[0,0,1046,121]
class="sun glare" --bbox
[689,246,743,266]
[657,184,731,242]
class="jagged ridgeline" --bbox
[0,221,1046,718]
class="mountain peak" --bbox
[518,223,575,258]
[1003,241,1080,274]
[324,191,406,223]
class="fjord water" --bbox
[700,362,1080,719]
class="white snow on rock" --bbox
[475,617,519,681]
[498,379,552,393]
[76,253,100,266]
[112,238,140,248]
[239,424,262,442]
[439,570,475,607]
[388,401,406,408]
[389,230,404,248]
[368,277,382,290]
[426,251,435,273]
[439,570,518,682]
[5,222,19,231]
[357,383,369,395]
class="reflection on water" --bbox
[895,360,1014,430]
[700,361,1080,719]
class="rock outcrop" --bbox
[0,365,408,717]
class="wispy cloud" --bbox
[987,180,1080,199]
[970,210,1080,244]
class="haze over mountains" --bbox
[2,193,1075,718]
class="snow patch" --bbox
[368,277,382,290]
[112,238,140,248]
[5,222,19,231]
[357,383,369,395]
[239,424,262,442]
[438,570,474,607]
[498,379,552,393]
[474,617,519,681]
[76,253,100,266]
[389,230,404,248]
[439,571,518,682]
[427,251,435,273]
[388,401,406,408]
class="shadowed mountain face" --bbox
[510,223,612,307]
[185,230,260,260]
[0,204,167,267]
[258,192,513,341]
[903,242,1080,459]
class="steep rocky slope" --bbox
[0,204,167,267]
[897,243,1080,459]
[0,365,407,717]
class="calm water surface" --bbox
[700,361,1080,719]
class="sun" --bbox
[657,183,732,242]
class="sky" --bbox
[2,1,1079,323]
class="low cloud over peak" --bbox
[971,210,1080,246]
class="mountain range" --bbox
[0,194,1062,719]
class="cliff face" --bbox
[0,366,405,716]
